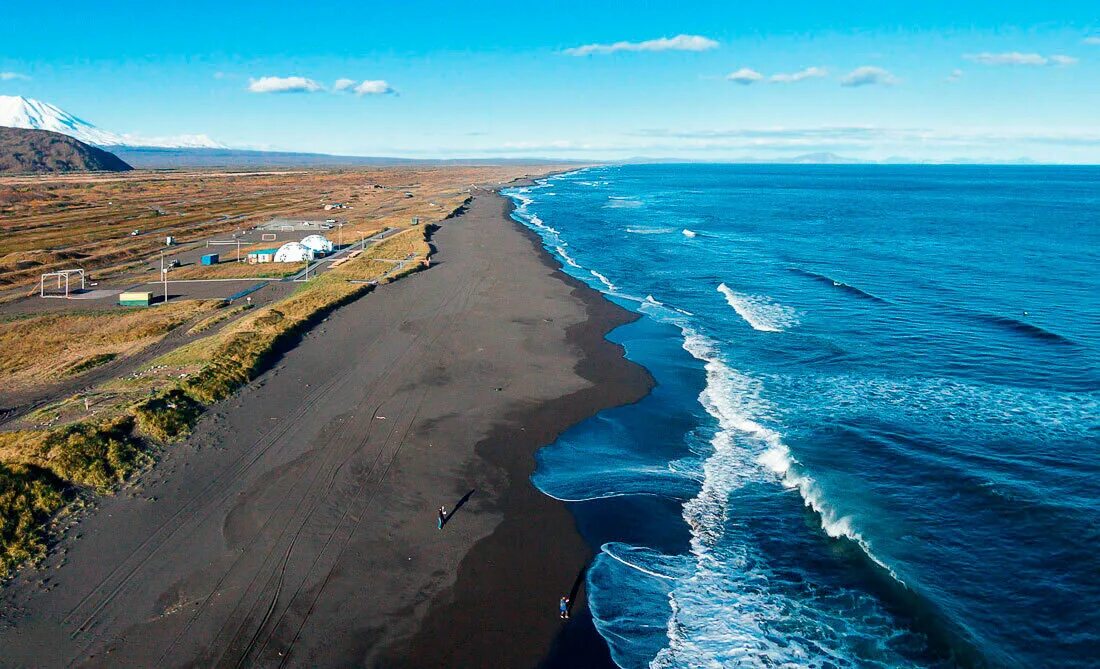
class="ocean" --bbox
[504,165,1100,669]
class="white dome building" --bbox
[274,242,316,263]
[300,234,334,254]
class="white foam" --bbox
[607,196,644,208]
[681,229,697,238]
[644,327,905,667]
[716,283,798,332]
[555,246,582,268]
[591,270,616,291]
[626,227,675,235]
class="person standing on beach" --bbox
[438,506,446,529]
[560,597,570,619]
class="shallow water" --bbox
[505,164,1100,668]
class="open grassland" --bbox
[0,166,535,292]
[0,164,563,577]
[0,300,217,392]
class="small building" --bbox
[300,234,334,254]
[119,291,153,307]
[274,242,316,263]
[201,253,219,265]
[247,249,278,264]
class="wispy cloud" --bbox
[564,34,718,56]
[351,80,396,95]
[1085,36,1100,45]
[946,68,964,83]
[333,78,356,91]
[248,76,324,93]
[727,68,764,85]
[0,72,29,81]
[630,125,1100,151]
[965,52,1077,66]
[840,66,897,87]
[769,66,828,83]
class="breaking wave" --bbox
[716,284,798,332]
[626,227,676,235]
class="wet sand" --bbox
[0,189,650,667]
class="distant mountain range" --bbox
[0,126,133,173]
[0,95,226,149]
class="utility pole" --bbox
[160,252,169,304]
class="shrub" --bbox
[134,389,204,442]
[0,463,67,577]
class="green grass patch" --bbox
[63,352,119,376]
[134,389,204,442]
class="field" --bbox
[0,301,217,392]
[0,167,527,292]
[0,164,558,577]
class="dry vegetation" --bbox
[0,164,561,577]
[0,300,217,391]
[0,166,525,292]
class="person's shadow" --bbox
[441,489,475,528]
[565,563,587,617]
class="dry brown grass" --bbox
[0,166,553,292]
[0,300,217,390]
[169,261,297,280]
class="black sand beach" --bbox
[0,188,650,667]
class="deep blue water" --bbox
[504,165,1100,669]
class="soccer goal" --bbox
[40,269,86,298]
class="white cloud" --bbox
[0,72,29,81]
[727,68,764,85]
[1049,54,1079,66]
[352,80,396,96]
[1085,36,1100,45]
[947,68,964,83]
[769,66,828,83]
[247,76,325,93]
[840,66,897,87]
[965,52,1078,66]
[333,78,356,92]
[564,34,718,56]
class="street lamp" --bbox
[160,252,170,304]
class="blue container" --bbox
[201,253,219,265]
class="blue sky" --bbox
[2,1,1098,161]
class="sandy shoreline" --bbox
[0,186,650,667]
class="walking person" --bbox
[438,505,446,530]
[559,596,570,620]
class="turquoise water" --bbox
[505,165,1100,668]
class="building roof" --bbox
[249,248,278,255]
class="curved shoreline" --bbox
[390,190,654,667]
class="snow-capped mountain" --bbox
[0,95,226,149]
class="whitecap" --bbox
[626,227,675,235]
[716,284,798,332]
